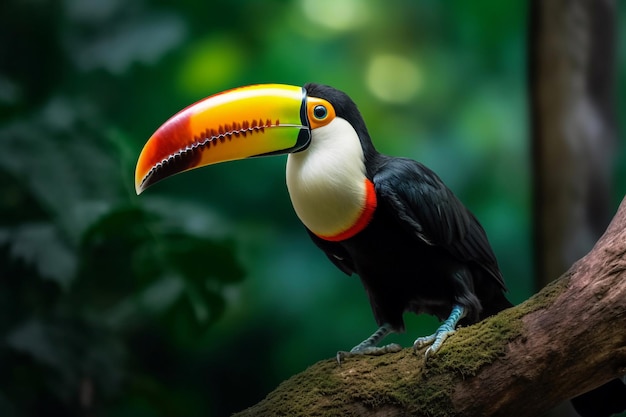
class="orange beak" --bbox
[135,84,321,194]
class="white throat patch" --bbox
[286,117,369,237]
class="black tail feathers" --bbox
[479,293,514,321]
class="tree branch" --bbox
[233,196,626,417]
[528,2,618,415]
[530,0,617,289]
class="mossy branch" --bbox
[233,196,626,417]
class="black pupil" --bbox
[314,105,327,119]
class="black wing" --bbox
[306,229,356,276]
[373,157,505,290]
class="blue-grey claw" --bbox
[413,304,465,358]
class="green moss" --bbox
[233,277,572,416]
[427,275,570,378]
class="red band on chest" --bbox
[317,179,377,242]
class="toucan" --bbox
[134,83,624,416]
[135,82,511,357]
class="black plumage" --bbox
[303,83,512,334]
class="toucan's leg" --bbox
[336,323,401,364]
[413,304,466,358]
[350,323,395,352]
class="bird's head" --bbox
[135,83,375,194]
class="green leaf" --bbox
[6,223,76,289]
[141,196,233,239]
[0,97,127,241]
[5,317,125,400]
[104,274,184,329]
[161,234,245,284]
[65,10,187,74]
[80,201,245,327]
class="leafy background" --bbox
[1,0,624,416]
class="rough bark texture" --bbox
[233,196,626,417]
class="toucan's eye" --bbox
[313,105,328,120]
[306,97,335,128]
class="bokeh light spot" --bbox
[300,0,370,31]
[178,37,244,95]
[366,54,422,104]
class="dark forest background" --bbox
[1,1,625,416]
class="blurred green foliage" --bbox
[1,0,624,416]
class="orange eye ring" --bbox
[306,97,336,129]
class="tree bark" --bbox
[233,195,626,417]
[529,2,618,414]
[530,0,617,289]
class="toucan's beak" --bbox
[135,84,332,194]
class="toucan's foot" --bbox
[413,304,465,359]
[336,343,402,364]
[336,323,399,365]
[413,328,455,359]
